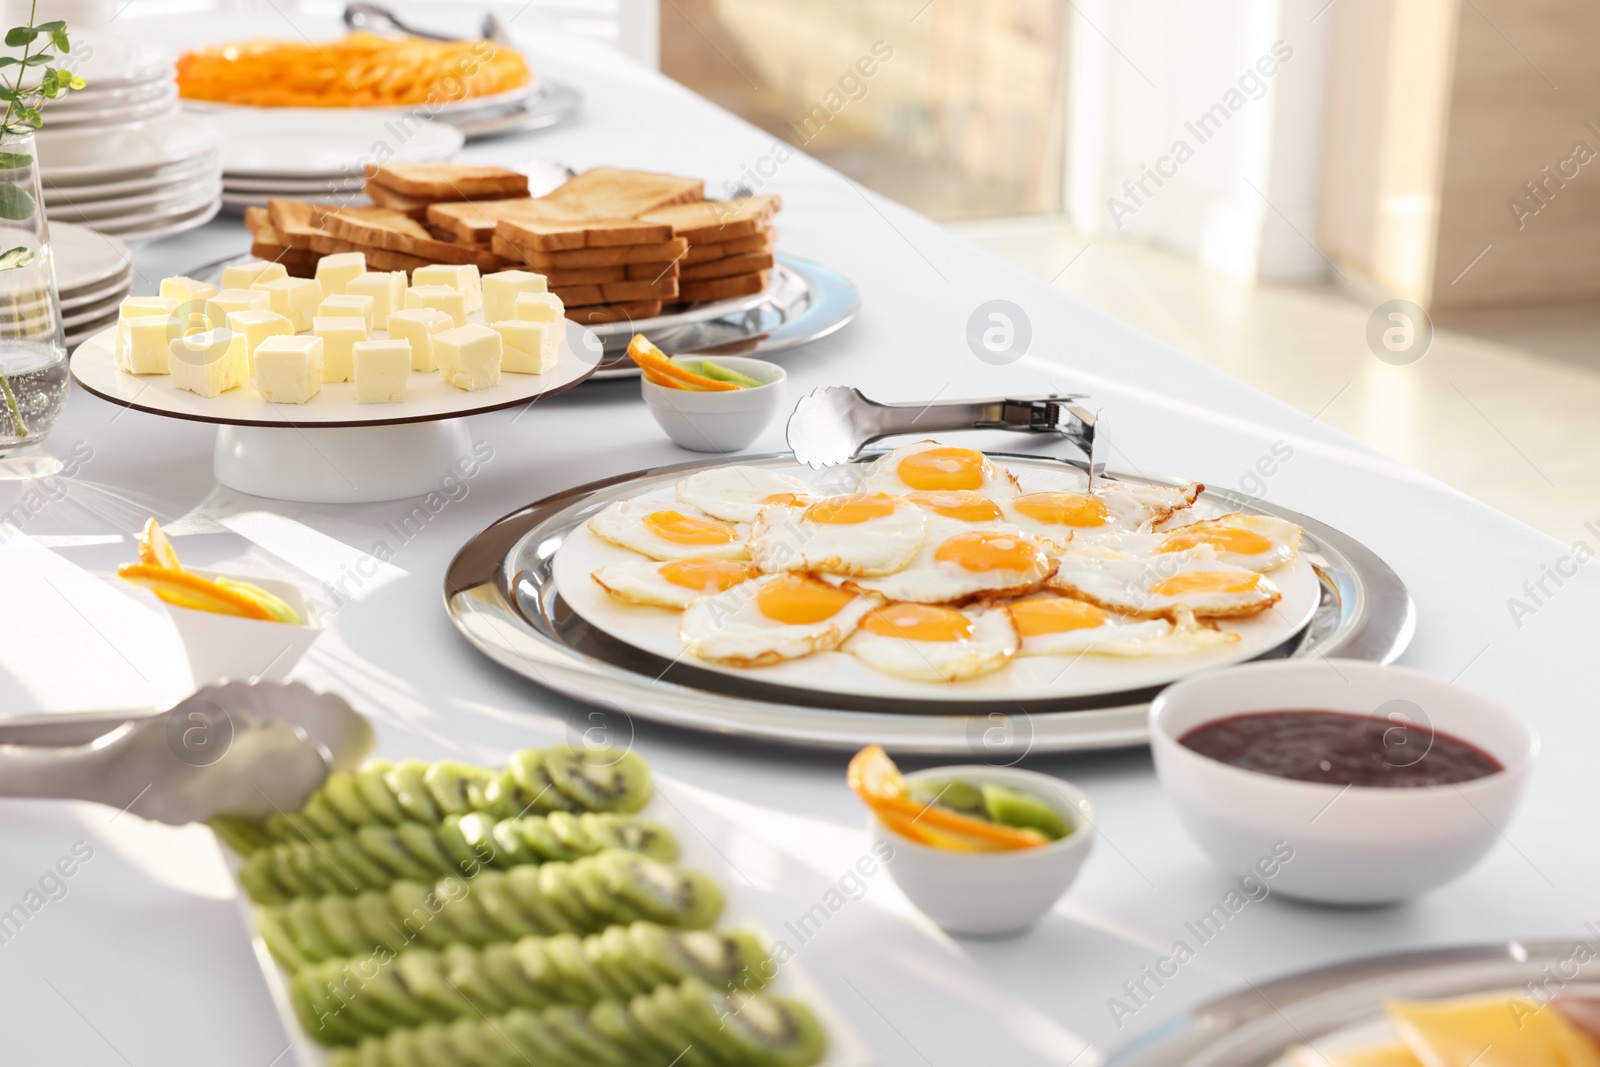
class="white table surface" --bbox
[2,13,1596,1067]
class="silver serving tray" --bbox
[446,80,582,141]
[1104,940,1592,1067]
[586,254,860,379]
[442,453,1414,754]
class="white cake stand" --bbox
[70,320,602,503]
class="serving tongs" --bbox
[786,386,1104,482]
[0,681,373,825]
[344,2,512,45]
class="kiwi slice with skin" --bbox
[329,836,394,890]
[394,823,456,878]
[356,764,407,826]
[257,908,309,970]
[472,874,546,941]
[487,817,537,867]
[284,897,341,961]
[514,814,578,862]
[587,998,662,1062]
[541,1005,633,1067]
[594,925,661,994]
[664,979,752,1065]
[629,985,725,1067]
[981,783,1072,840]
[481,940,550,1009]
[353,964,434,1027]
[543,745,652,813]
[585,814,679,863]
[322,772,373,828]
[315,893,374,956]
[422,762,480,817]
[448,1015,523,1067]
[498,864,572,935]
[507,750,579,814]
[239,856,287,904]
[538,862,605,929]
[300,792,353,838]
[500,1008,585,1067]
[443,941,513,1014]
[598,852,725,929]
[394,949,473,1018]
[410,1022,460,1067]
[387,882,455,950]
[289,973,366,1047]
[717,986,829,1067]
[543,933,622,1003]
[433,816,488,875]
[907,777,986,817]
[356,889,411,953]
[385,761,442,824]
[355,826,429,882]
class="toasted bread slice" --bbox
[266,198,326,249]
[365,182,433,219]
[541,167,704,218]
[624,260,680,281]
[244,205,272,237]
[553,276,680,307]
[365,164,530,200]
[426,197,552,244]
[540,264,628,286]
[321,206,505,269]
[490,236,688,268]
[683,227,774,264]
[679,271,770,303]
[640,196,780,243]
[681,251,775,282]
[565,300,663,325]
[497,216,674,253]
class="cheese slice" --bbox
[483,269,547,324]
[435,323,501,392]
[169,329,248,397]
[1387,996,1599,1067]
[223,259,288,289]
[1288,1044,1424,1067]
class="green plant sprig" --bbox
[0,1,86,138]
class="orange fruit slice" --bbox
[847,744,1050,851]
[628,334,739,391]
[137,518,182,570]
[117,563,278,622]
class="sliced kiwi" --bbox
[387,882,455,949]
[597,852,724,929]
[211,816,268,855]
[664,978,749,1064]
[514,815,578,862]
[315,893,373,956]
[448,1014,523,1067]
[443,941,512,1014]
[568,855,630,923]
[543,745,652,813]
[385,760,442,824]
[585,814,678,863]
[981,784,1071,840]
[328,836,393,890]
[239,856,287,904]
[394,822,456,878]
[716,986,829,1067]
[629,985,722,1067]
[410,1021,461,1067]
[422,762,479,817]
[394,949,472,1018]
[355,827,425,881]
[322,772,373,828]
[586,998,660,1062]
[541,1005,633,1067]
[907,777,986,817]
[538,862,604,930]
[488,817,538,867]
[505,865,578,935]
[473,873,546,940]
[308,960,397,1038]
[257,908,309,970]
[356,964,434,1027]
[289,973,366,1046]
[356,889,409,953]
[500,1008,583,1067]
[593,925,660,994]
[546,932,623,1003]
[481,940,550,1009]
[300,792,353,837]
[667,929,769,991]
[284,897,341,961]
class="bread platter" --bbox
[444,451,1415,754]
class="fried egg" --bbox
[1008,595,1240,657]
[749,493,926,576]
[591,558,758,609]
[847,517,1056,603]
[674,466,819,523]
[1002,482,1203,549]
[844,602,1016,681]
[680,573,875,666]
[1049,548,1280,619]
[856,443,1021,497]
[902,490,1006,525]
[1153,513,1302,571]
[587,501,747,561]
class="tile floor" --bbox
[949,216,1600,548]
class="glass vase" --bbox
[0,130,67,462]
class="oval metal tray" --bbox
[1104,940,1587,1067]
[442,453,1414,754]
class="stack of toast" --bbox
[639,196,780,305]
[363,164,530,220]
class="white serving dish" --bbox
[869,765,1094,936]
[215,109,463,178]
[36,112,219,181]
[1149,659,1537,904]
[160,568,322,687]
[223,774,876,1067]
[641,355,786,452]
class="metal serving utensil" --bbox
[0,681,373,825]
[786,385,1103,480]
[344,2,511,44]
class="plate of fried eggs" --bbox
[554,443,1322,703]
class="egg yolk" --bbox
[803,493,899,525]
[1158,525,1274,556]
[896,447,991,491]
[905,490,1003,523]
[934,530,1048,573]
[1010,597,1111,636]
[756,575,858,624]
[1149,571,1261,596]
[861,603,973,642]
[658,559,755,592]
[644,510,739,545]
[1011,493,1111,527]
[762,492,816,508]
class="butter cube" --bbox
[405,284,467,328]
[344,271,405,323]
[313,315,368,383]
[484,269,548,324]
[225,309,293,372]
[159,275,218,308]
[412,264,482,312]
[169,329,248,397]
[434,324,502,392]
[316,252,367,298]
[317,293,376,331]
[386,308,453,372]
[353,339,411,404]
[112,299,182,375]
[203,288,271,330]
[514,292,564,324]
[492,319,560,374]
[253,335,324,404]
[258,277,322,332]
[226,259,288,289]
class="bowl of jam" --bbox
[1149,660,1537,904]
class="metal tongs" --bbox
[786,386,1103,481]
[344,2,511,44]
[0,682,373,825]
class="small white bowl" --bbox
[161,569,323,687]
[640,356,785,453]
[1150,660,1536,905]
[868,765,1095,936]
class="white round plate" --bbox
[181,80,537,119]
[48,76,174,112]
[61,273,132,311]
[50,221,134,292]
[549,464,1322,705]
[215,109,463,178]
[42,96,179,130]
[62,298,121,330]
[45,171,221,221]
[37,114,219,182]
[99,198,222,242]
[52,34,171,89]
[71,316,600,427]
[43,153,219,204]
[221,174,367,194]
[219,190,364,211]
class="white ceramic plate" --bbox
[43,153,219,204]
[42,98,179,130]
[182,78,538,119]
[45,171,222,221]
[225,773,876,1067]
[222,173,366,194]
[219,189,365,211]
[48,75,174,112]
[37,113,220,181]
[216,109,463,178]
[71,314,600,427]
[97,198,223,242]
[551,462,1323,705]
[62,274,132,312]
[52,34,171,89]
[50,221,134,293]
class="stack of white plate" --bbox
[36,32,222,241]
[38,113,223,240]
[205,109,465,210]
[38,221,134,349]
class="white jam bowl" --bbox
[1150,660,1536,905]
[640,356,785,453]
[868,765,1095,936]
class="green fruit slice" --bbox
[907,777,986,817]
[689,359,763,387]
[719,986,829,1067]
[394,823,456,878]
[505,865,577,935]
[584,814,678,863]
[257,908,308,970]
[507,750,579,814]
[586,998,658,1061]
[394,949,472,1018]
[538,863,603,929]
[422,762,479,817]
[355,765,407,826]
[323,772,373,827]
[543,745,652,813]
[316,893,373,956]
[541,1005,632,1067]
[629,986,721,1067]
[981,783,1071,840]
[481,940,549,1009]
[385,761,442,824]
[285,897,341,961]
[444,941,512,1014]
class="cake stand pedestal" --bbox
[213,419,474,503]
